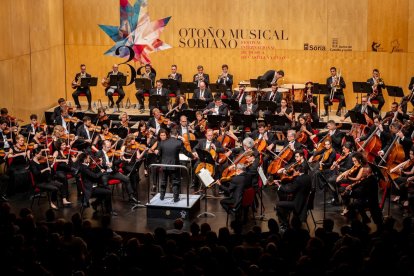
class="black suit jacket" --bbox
[204,102,229,116]
[79,163,105,202]
[367,77,385,96]
[147,117,168,132]
[216,73,233,88]
[278,174,312,222]
[74,73,92,89]
[240,104,258,114]
[150,87,170,97]
[249,130,275,147]
[76,125,93,140]
[192,88,213,101]
[344,104,379,120]
[231,91,248,105]
[326,75,346,94]
[158,137,185,168]
[193,139,224,154]
[260,70,276,83]
[169,73,182,83]
[193,73,210,86]
[264,91,283,104]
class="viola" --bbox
[88,124,102,133]
[130,143,147,151]
[157,116,171,125]
[64,117,80,123]
[221,150,255,181]
[61,134,76,141]
[38,156,54,164]
[107,149,123,158]
[99,115,109,122]
[279,160,302,183]
[318,147,333,171]
[330,152,349,170]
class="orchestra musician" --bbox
[218,137,259,215]
[20,114,44,143]
[96,140,139,204]
[263,83,282,107]
[273,150,312,231]
[309,139,337,190]
[29,148,63,210]
[273,130,303,166]
[91,124,112,153]
[190,111,207,139]
[168,64,182,83]
[203,95,229,116]
[193,65,210,87]
[193,81,213,102]
[75,116,94,150]
[113,112,130,138]
[260,70,285,86]
[216,64,233,98]
[168,95,188,122]
[51,139,75,206]
[250,122,275,173]
[379,121,413,160]
[294,114,316,151]
[311,120,345,153]
[232,84,248,106]
[155,128,190,202]
[327,142,354,205]
[303,81,320,123]
[103,64,125,109]
[404,75,414,113]
[55,107,77,134]
[323,67,346,117]
[393,148,414,207]
[149,80,170,114]
[383,102,409,125]
[147,108,170,135]
[341,95,380,122]
[367,69,386,111]
[77,153,114,216]
[135,64,156,112]
[176,115,195,145]
[97,107,110,127]
[0,119,13,167]
[240,95,258,115]
[72,64,92,111]
[272,99,293,136]
[51,98,67,123]
[355,116,390,161]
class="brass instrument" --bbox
[168,73,176,79]
[218,73,227,80]
[329,70,341,102]
[143,71,151,79]
[196,74,204,82]
[101,77,109,88]
[370,77,383,101]
[72,75,82,89]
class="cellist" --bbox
[192,129,224,191]
[379,121,412,160]
[273,130,303,165]
[340,96,379,125]
[393,149,414,207]
[311,120,345,153]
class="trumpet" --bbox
[218,73,227,80]
[168,73,176,79]
[142,72,151,79]
[196,74,204,81]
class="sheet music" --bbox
[197,168,215,187]
[179,153,190,161]
[258,166,267,186]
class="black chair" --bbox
[29,172,62,209]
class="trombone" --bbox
[329,70,341,102]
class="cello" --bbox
[216,131,236,164]
[221,150,255,181]
[267,145,294,175]
[356,126,382,163]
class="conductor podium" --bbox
[146,163,201,220]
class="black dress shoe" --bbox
[109,102,114,108]
[173,195,180,203]
[330,198,339,206]
[160,192,165,200]
[336,111,341,116]
[322,112,328,117]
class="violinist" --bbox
[96,139,139,204]
[51,98,67,123]
[341,95,379,123]
[7,135,30,186]
[192,129,225,190]
[393,149,414,207]
[72,64,92,110]
[120,134,147,198]
[190,111,206,138]
[0,118,12,153]
[75,116,94,150]
[177,115,194,137]
[337,153,368,219]
[30,148,64,210]
[21,114,44,142]
[367,69,386,111]
[311,120,345,153]
[135,64,155,112]
[145,129,158,178]
[1,108,20,129]
[273,151,312,231]
[327,142,354,205]
[77,153,114,215]
[294,114,315,151]
[92,124,111,152]
[309,139,337,190]
[134,120,149,146]
[149,80,170,114]
[55,107,78,134]
[276,149,310,181]
[51,139,75,206]
[203,94,229,116]
[97,107,110,127]
[147,108,169,135]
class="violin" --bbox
[157,116,171,125]
[107,149,123,158]
[130,143,147,151]
[64,117,80,123]
[61,134,76,141]
[279,160,302,183]
[99,115,109,122]
[88,124,102,133]
[38,156,54,164]
[318,147,333,171]
[330,152,349,170]
[221,150,255,181]
[337,164,361,182]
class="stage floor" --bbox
[7,165,407,235]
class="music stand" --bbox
[160,78,179,93]
[195,149,216,218]
[188,99,208,110]
[209,83,228,97]
[386,85,404,102]
[250,78,269,89]
[348,110,368,125]
[352,82,371,104]
[232,114,255,135]
[149,95,168,111]
[258,101,278,114]
[292,101,311,115]
[180,82,197,98]
[313,83,329,120]
[135,78,152,91]
[207,115,229,129]
[80,77,98,87]
[109,75,126,86]
[222,99,239,112]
